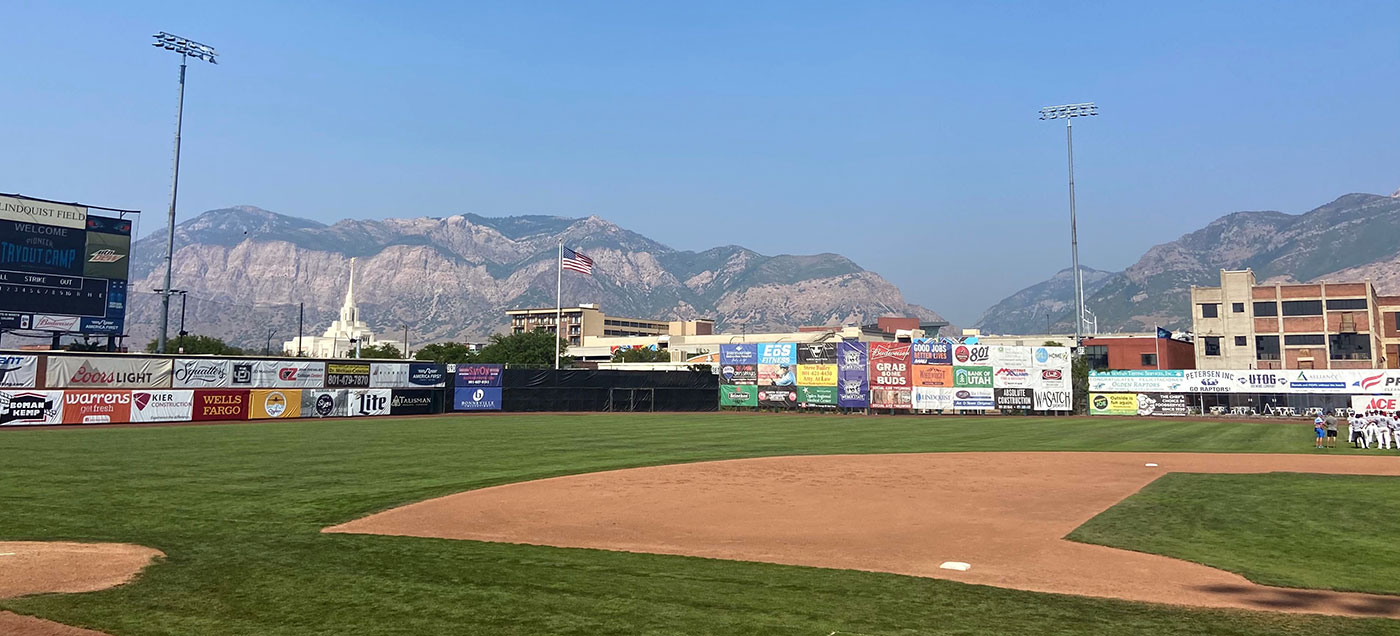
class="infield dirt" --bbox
[330,452,1400,618]
[0,541,162,636]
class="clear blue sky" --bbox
[4,1,1398,325]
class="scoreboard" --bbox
[0,194,133,335]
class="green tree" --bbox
[414,342,477,364]
[358,343,403,359]
[610,347,671,363]
[1043,340,1065,347]
[472,330,570,366]
[144,335,245,356]
[1072,354,1089,415]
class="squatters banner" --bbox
[61,390,131,424]
[172,359,232,389]
[129,390,194,423]
[0,390,64,425]
[249,390,303,419]
[0,355,39,388]
[47,356,173,389]
[869,342,911,409]
[836,342,869,408]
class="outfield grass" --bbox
[1069,472,1400,596]
[1,413,1397,635]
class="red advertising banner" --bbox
[192,390,249,422]
[868,342,912,388]
[61,390,132,424]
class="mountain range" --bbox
[124,207,948,349]
[974,191,1400,334]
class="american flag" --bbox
[562,248,594,275]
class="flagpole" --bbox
[555,238,563,370]
[1155,325,1162,370]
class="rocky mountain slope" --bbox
[125,207,948,348]
[972,266,1114,335]
[974,191,1400,334]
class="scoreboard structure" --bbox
[0,194,137,338]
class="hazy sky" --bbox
[4,1,1398,325]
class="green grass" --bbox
[1069,472,1400,596]
[0,413,1397,635]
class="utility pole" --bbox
[1039,102,1097,351]
[402,323,409,359]
[152,32,217,353]
[297,302,304,356]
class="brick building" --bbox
[1190,269,1400,370]
[1081,334,1196,371]
[506,304,713,347]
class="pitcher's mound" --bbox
[0,541,163,636]
[329,452,1400,618]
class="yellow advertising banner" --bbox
[1089,393,1138,416]
[250,390,303,419]
[911,365,955,387]
[795,364,837,386]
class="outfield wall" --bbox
[1088,369,1400,416]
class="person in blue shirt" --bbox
[1313,416,1326,449]
[774,365,796,386]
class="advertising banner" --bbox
[796,364,837,386]
[1179,370,1236,393]
[348,389,393,416]
[719,384,758,407]
[172,358,233,389]
[990,346,1033,369]
[836,342,869,408]
[82,230,131,280]
[1352,395,1399,412]
[992,367,1034,389]
[719,363,756,386]
[797,385,838,406]
[0,195,87,229]
[129,390,195,423]
[953,366,993,388]
[796,343,837,365]
[243,360,325,388]
[455,364,503,387]
[869,342,911,390]
[994,387,1035,410]
[1036,368,1070,392]
[1034,389,1073,412]
[757,385,799,408]
[370,363,410,388]
[1231,371,1293,393]
[719,343,757,365]
[191,390,249,421]
[249,390,302,419]
[911,364,954,387]
[0,355,38,388]
[757,343,798,386]
[1089,393,1138,416]
[0,390,63,425]
[757,343,797,365]
[303,390,349,418]
[389,389,442,415]
[47,356,172,389]
[951,388,995,409]
[408,363,447,388]
[1089,370,1185,393]
[0,219,86,275]
[912,386,954,410]
[951,344,992,366]
[871,386,912,410]
[61,390,131,424]
[453,386,502,411]
[1136,393,1189,416]
[326,363,371,389]
[911,339,953,365]
[1033,346,1072,368]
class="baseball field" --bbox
[3,413,1400,635]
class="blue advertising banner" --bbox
[719,343,757,365]
[911,338,953,365]
[454,386,502,411]
[408,362,447,387]
[455,364,502,387]
[757,342,796,365]
[837,341,869,408]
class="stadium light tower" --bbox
[1038,102,1097,350]
[152,32,218,354]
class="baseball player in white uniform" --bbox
[1377,412,1394,450]
[1390,413,1400,450]
[1366,412,1383,449]
[1356,412,1373,449]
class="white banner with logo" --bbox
[129,390,196,423]
[1032,346,1071,368]
[370,363,410,388]
[1035,367,1070,392]
[992,366,1035,389]
[0,390,64,425]
[1089,371,1185,393]
[911,387,954,410]
[348,388,392,416]
[989,345,1033,369]
[172,359,233,388]
[0,194,88,228]
[1034,389,1073,411]
[246,361,326,388]
[0,355,39,388]
[46,356,173,389]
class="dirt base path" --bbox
[329,452,1400,618]
[0,542,162,636]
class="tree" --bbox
[1043,340,1065,347]
[1072,354,1089,415]
[144,335,244,356]
[610,347,670,363]
[472,330,570,366]
[414,342,477,364]
[358,343,402,359]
